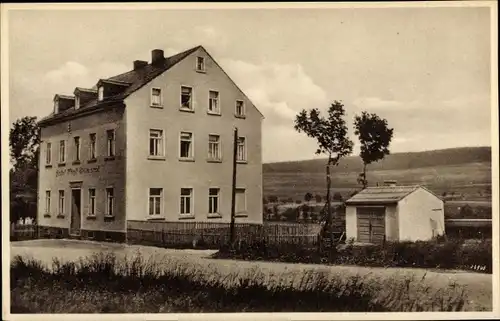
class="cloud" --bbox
[221,59,329,125]
[43,61,129,94]
[45,61,89,83]
[352,97,403,110]
[9,60,130,123]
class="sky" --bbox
[6,5,493,163]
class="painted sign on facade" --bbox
[56,166,100,177]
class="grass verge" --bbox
[11,252,467,313]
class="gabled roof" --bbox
[74,87,98,94]
[345,185,422,205]
[97,78,131,87]
[53,94,74,101]
[39,45,202,126]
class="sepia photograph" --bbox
[1,2,498,320]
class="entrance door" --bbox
[357,207,386,244]
[70,188,82,236]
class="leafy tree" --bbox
[10,116,41,171]
[294,101,353,232]
[315,194,322,203]
[301,204,310,221]
[272,204,279,220]
[353,112,393,188]
[304,192,313,203]
[9,116,41,223]
[295,199,302,204]
[282,208,299,222]
[459,204,475,218]
[332,192,343,202]
[268,195,279,203]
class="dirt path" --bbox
[10,239,492,311]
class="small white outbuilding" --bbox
[344,183,445,243]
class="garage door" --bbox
[356,207,386,244]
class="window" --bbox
[149,188,163,216]
[196,56,205,72]
[46,142,52,165]
[107,130,115,157]
[237,137,246,162]
[59,140,66,163]
[180,132,193,159]
[98,86,104,101]
[75,95,80,110]
[180,86,193,110]
[45,191,51,214]
[208,188,220,215]
[74,137,80,162]
[236,100,245,117]
[235,188,246,214]
[89,133,96,160]
[149,129,164,157]
[88,189,96,216]
[58,190,65,215]
[151,88,162,107]
[180,188,193,215]
[208,91,220,114]
[208,134,221,160]
[105,188,114,217]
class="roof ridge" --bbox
[75,87,97,92]
[365,185,420,189]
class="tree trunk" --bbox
[325,156,332,233]
[363,163,367,188]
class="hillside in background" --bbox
[263,147,491,174]
[263,147,492,202]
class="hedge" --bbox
[214,238,492,273]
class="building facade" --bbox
[37,46,264,242]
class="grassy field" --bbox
[266,200,492,220]
[264,162,492,202]
[10,239,493,312]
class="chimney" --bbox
[133,60,148,70]
[151,49,165,65]
[383,180,397,187]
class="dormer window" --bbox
[96,79,130,102]
[74,87,98,108]
[53,94,74,114]
[98,86,104,101]
[75,95,80,110]
[196,56,205,72]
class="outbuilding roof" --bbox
[345,185,422,205]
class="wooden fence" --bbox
[10,223,38,241]
[127,221,322,248]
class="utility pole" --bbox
[229,127,238,245]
